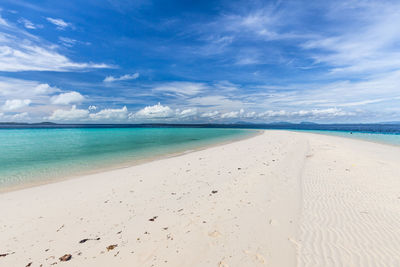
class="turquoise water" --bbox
[0,128,254,188]
[293,130,400,146]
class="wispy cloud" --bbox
[58,37,77,47]
[152,82,207,96]
[46,17,71,30]
[18,18,39,29]
[302,1,400,75]
[104,73,140,82]
[0,14,111,71]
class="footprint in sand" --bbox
[208,230,221,237]
[244,250,266,264]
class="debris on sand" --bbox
[79,237,100,243]
[211,190,218,194]
[0,252,14,257]
[59,254,72,261]
[26,262,32,267]
[106,244,118,251]
[149,216,158,221]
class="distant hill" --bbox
[299,121,319,125]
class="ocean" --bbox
[0,127,254,189]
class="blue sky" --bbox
[0,0,400,123]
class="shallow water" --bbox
[0,128,253,188]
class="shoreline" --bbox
[288,129,400,148]
[0,129,261,194]
[1,130,400,266]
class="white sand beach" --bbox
[1,130,400,266]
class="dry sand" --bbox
[1,130,400,266]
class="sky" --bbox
[0,0,400,123]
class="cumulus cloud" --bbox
[200,111,219,118]
[0,111,29,121]
[104,73,139,82]
[46,18,71,30]
[49,105,89,121]
[132,103,175,119]
[2,99,31,111]
[177,108,197,118]
[89,106,128,121]
[51,91,84,105]
[220,109,244,119]
[257,108,354,119]
[88,105,97,111]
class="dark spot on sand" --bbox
[149,216,158,222]
[59,254,72,261]
[106,245,118,251]
[79,237,100,243]
[0,252,14,257]
[26,262,32,267]
[211,190,218,194]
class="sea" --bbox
[1,123,400,189]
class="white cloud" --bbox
[2,99,31,111]
[292,108,353,117]
[46,18,71,30]
[220,111,239,119]
[200,111,219,118]
[88,105,97,111]
[177,108,197,118]
[34,83,58,95]
[104,73,140,82]
[51,91,84,105]
[49,105,89,121]
[257,108,354,119]
[0,111,29,121]
[0,43,110,72]
[220,108,244,119]
[89,106,128,121]
[132,103,174,119]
